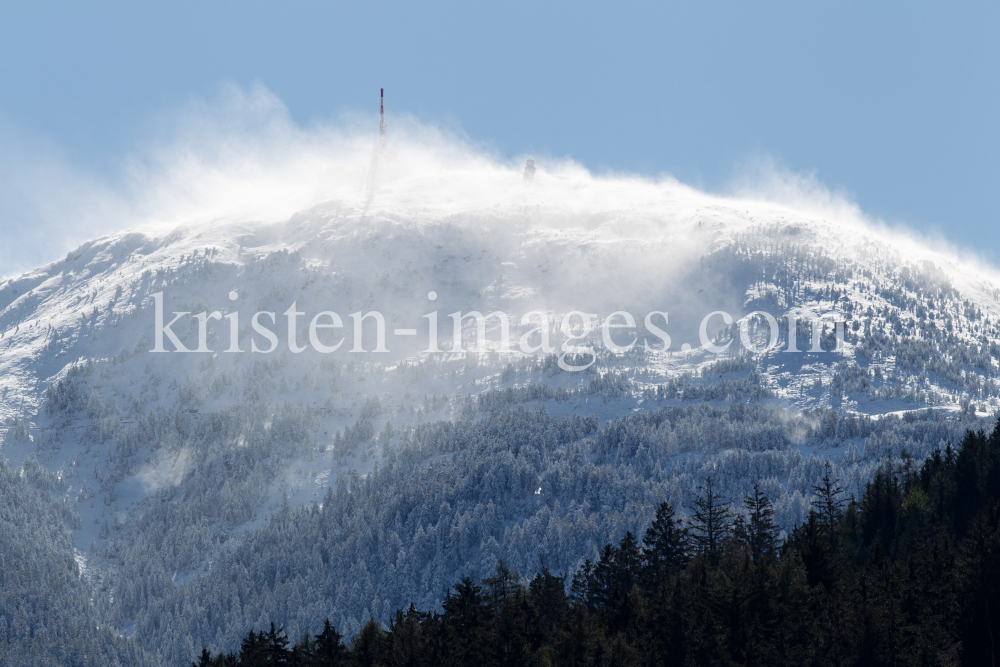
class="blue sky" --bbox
[1,1,997,274]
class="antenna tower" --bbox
[379,88,386,147]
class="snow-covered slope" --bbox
[2,146,999,664]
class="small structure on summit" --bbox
[524,159,536,181]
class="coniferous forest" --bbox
[190,421,1000,667]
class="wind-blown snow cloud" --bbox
[1,82,997,289]
[724,153,1000,286]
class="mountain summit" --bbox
[2,148,998,664]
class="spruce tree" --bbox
[813,464,845,547]
[737,484,781,562]
[238,630,269,667]
[608,532,644,634]
[314,619,348,666]
[590,543,619,611]
[265,623,290,665]
[642,500,689,591]
[528,561,567,627]
[614,531,643,592]
[690,476,732,565]
[442,578,491,666]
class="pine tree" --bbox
[570,559,595,608]
[493,587,543,667]
[192,648,211,667]
[313,619,348,666]
[642,500,689,592]
[528,561,567,627]
[290,632,315,666]
[957,501,1000,666]
[238,630,269,667]
[606,532,644,634]
[690,477,732,565]
[552,603,604,667]
[590,544,619,611]
[265,623,290,665]
[351,618,388,667]
[614,531,643,593]
[483,558,520,613]
[813,464,845,547]
[860,465,902,556]
[737,484,780,562]
[442,578,490,666]
[387,605,425,667]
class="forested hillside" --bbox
[193,421,1000,667]
[0,454,154,666]
[3,155,1000,665]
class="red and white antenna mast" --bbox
[379,87,386,147]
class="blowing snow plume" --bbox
[4,82,1000,418]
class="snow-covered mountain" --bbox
[2,144,999,665]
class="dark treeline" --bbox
[194,421,1000,667]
